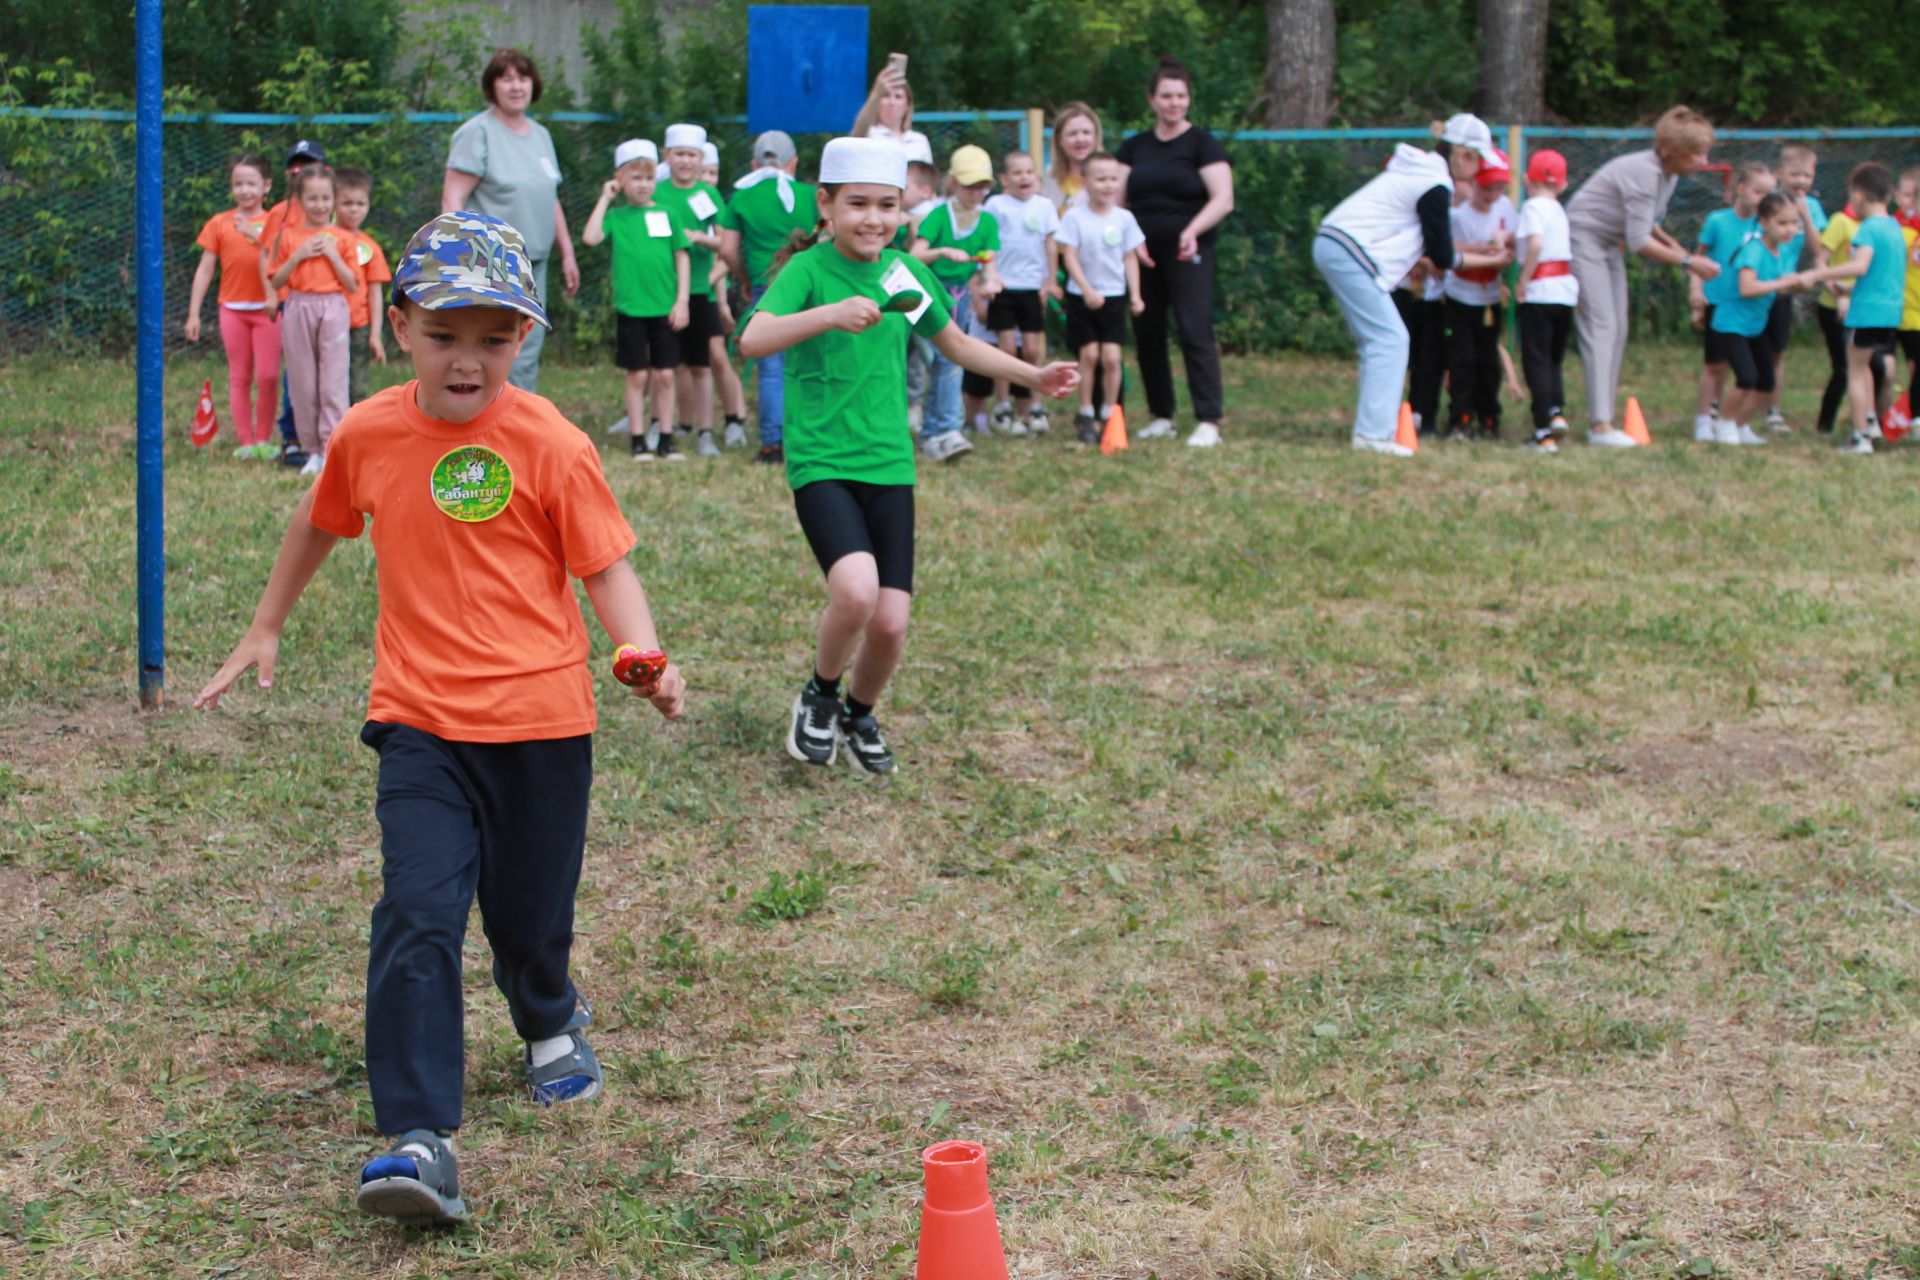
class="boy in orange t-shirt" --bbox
[195,211,687,1226]
[332,165,392,404]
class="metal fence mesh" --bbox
[2,112,1916,358]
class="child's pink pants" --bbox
[217,307,281,445]
[280,291,350,456]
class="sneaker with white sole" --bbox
[1734,423,1768,446]
[722,421,747,449]
[1027,405,1050,434]
[1865,416,1884,440]
[1765,408,1790,433]
[990,403,1015,433]
[1528,430,1560,454]
[299,453,325,476]
[919,432,973,462]
[1712,418,1740,446]
[1693,414,1716,443]
[1137,416,1175,440]
[1589,428,1639,448]
[1186,422,1221,448]
[607,414,629,436]
[525,1006,602,1106]
[357,1130,467,1224]
[656,433,685,462]
[838,709,897,774]
[1074,411,1099,445]
[1002,416,1030,438]
[786,687,840,766]
[630,435,656,463]
[696,429,720,458]
[1845,432,1876,455]
[1351,434,1414,458]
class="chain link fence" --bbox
[3,108,1916,359]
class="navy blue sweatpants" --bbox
[359,721,592,1136]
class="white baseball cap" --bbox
[701,141,719,166]
[819,136,906,189]
[614,138,658,169]
[1438,113,1502,168]
[663,123,707,151]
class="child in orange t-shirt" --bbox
[185,153,280,456]
[265,164,358,474]
[332,165,392,404]
[195,211,686,1227]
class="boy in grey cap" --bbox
[719,131,818,463]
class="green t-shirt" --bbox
[718,171,820,288]
[604,203,689,318]
[655,180,725,297]
[757,245,952,489]
[916,201,1000,288]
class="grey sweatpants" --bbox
[1570,232,1629,428]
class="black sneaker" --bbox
[1075,411,1098,446]
[630,434,656,463]
[656,432,685,462]
[281,444,309,469]
[786,687,840,765]
[838,710,897,774]
[754,444,785,465]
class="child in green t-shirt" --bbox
[718,130,819,464]
[584,139,691,462]
[911,144,1004,457]
[740,137,1078,776]
[657,123,727,456]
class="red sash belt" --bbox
[1455,266,1499,284]
[1532,260,1572,279]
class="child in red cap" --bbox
[1515,148,1578,451]
[1441,147,1517,439]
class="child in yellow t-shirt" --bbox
[1896,167,1920,419]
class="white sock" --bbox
[398,1135,452,1159]
[529,1033,574,1069]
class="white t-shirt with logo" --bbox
[984,192,1060,290]
[1515,196,1579,307]
[1056,204,1146,298]
[1442,194,1516,307]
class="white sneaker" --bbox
[1027,405,1050,434]
[919,432,973,462]
[1865,416,1884,440]
[722,421,747,449]
[607,414,629,436]
[1351,434,1414,458]
[1186,422,1221,448]
[1845,432,1876,455]
[1735,424,1768,446]
[1589,428,1639,448]
[990,402,1015,433]
[1693,414,1716,443]
[1765,408,1790,433]
[1712,418,1740,446]
[299,453,325,476]
[1137,416,1175,440]
[1003,416,1030,438]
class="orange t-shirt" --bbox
[270,218,355,295]
[307,382,637,742]
[195,209,271,306]
[339,227,393,329]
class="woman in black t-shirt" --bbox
[1115,55,1235,447]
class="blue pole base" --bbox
[140,665,165,712]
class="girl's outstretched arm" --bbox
[739,297,881,359]
[193,487,341,710]
[929,320,1078,396]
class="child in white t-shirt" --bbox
[1513,149,1579,452]
[1056,151,1145,444]
[902,141,941,431]
[984,150,1062,435]
[1441,152,1517,438]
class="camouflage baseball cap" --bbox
[391,210,550,329]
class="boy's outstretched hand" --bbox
[193,628,280,710]
[637,662,686,720]
[1033,362,1082,399]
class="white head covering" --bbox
[614,138,658,169]
[1438,113,1502,168]
[663,123,707,151]
[901,133,934,166]
[701,141,719,167]
[819,136,906,189]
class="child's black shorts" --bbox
[793,479,914,594]
[1719,330,1776,393]
[616,313,680,371]
[1766,292,1795,350]
[1065,293,1127,350]
[1701,304,1722,361]
[987,289,1045,332]
[677,294,717,367]
[1852,326,1898,350]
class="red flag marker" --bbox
[190,379,219,447]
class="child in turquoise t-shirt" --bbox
[911,144,1003,456]
[739,137,1077,776]
[1707,193,1812,446]
[1764,143,1827,429]
[583,140,691,462]
[1806,162,1906,454]
[1690,161,1773,441]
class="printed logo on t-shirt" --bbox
[689,191,718,222]
[645,210,673,238]
[356,241,373,266]
[1024,212,1044,232]
[430,445,514,523]
[1102,224,1121,247]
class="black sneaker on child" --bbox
[786,686,840,765]
[1075,410,1099,446]
[630,433,656,462]
[838,709,897,774]
[656,432,684,461]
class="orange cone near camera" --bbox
[1100,404,1129,455]
[1395,401,1418,452]
[1622,396,1653,445]
[916,1141,1009,1280]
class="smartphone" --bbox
[885,52,908,80]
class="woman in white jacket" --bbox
[1315,114,1505,456]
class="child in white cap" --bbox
[583,139,691,462]
[656,124,728,456]
[739,137,1078,774]
[912,144,1003,455]
[697,139,751,448]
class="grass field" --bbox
[6,338,1920,1279]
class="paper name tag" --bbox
[1102,224,1122,247]
[689,191,718,221]
[1024,214,1044,233]
[881,261,932,325]
[645,210,673,238]
[539,156,562,182]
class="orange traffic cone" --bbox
[1100,403,1129,455]
[190,379,219,447]
[1622,396,1652,445]
[1394,401,1418,453]
[916,1141,1009,1280]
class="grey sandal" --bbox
[526,1005,603,1106]
[357,1129,467,1224]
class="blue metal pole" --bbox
[136,0,164,710]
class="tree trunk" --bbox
[1475,0,1548,124]
[1260,0,1335,129]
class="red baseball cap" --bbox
[1474,147,1511,187]
[1526,149,1568,185]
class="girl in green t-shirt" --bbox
[912,144,1004,448]
[739,137,1077,777]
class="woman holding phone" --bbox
[852,54,931,159]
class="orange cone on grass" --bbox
[1394,401,1418,452]
[1622,396,1652,445]
[916,1141,1010,1280]
[190,379,220,447]
[1100,403,1129,455]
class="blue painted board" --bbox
[747,6,869,136]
